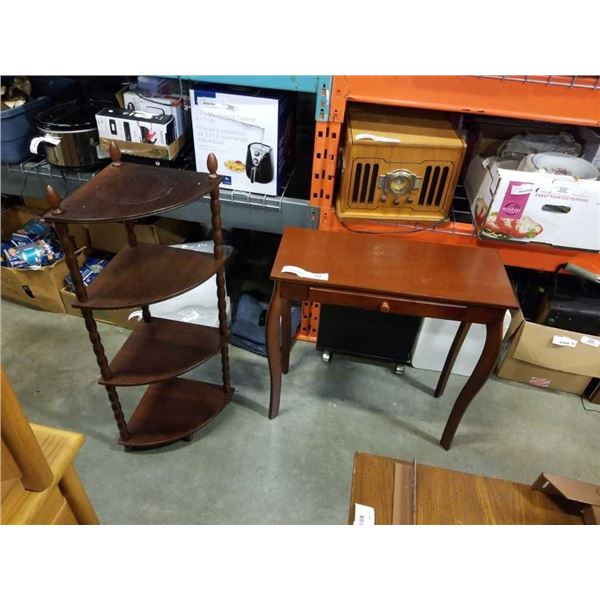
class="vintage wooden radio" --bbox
[336,105,466,222]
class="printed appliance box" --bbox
[496,310,600,395]
[464,154,600,252]
[96,107,182,161]
[190,86,294,195]
[121,89,187,139]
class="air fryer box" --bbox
[464,155,600,252]
[190,85,295,195]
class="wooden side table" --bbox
[348,452,598,525]
[265,227,519,449]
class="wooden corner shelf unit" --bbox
[44,143,233,451]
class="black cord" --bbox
[580,396,600,414]
[338,216,451,235]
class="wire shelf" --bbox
[479,75,600,91]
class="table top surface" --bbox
[44,162,223,224]
[349,453,583,525]
[272,227,519,310]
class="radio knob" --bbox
[380,301,390,313]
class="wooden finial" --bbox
[46,185,64,215]
[207,152,218,179]
[109,141,122,166]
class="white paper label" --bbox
[511,183,534,195]
[355,133,400,144]
[281,265,329,281]
[353,503,375,526]
[552,335,578,348]
[580,335,600,348]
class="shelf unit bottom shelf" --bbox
[119,378,233,449]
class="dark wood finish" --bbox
[349,453,583,525]
[48,205,131,442]
[109,140,122,166]
[43,161,223,225]
[124,221,137,247]
[434,321,472,398]
[210,178,231,395]
[47,153,232,451]
[119,378,233,449]
[98,318,221,387]
[267,227,515,448]
[267,282,283,419]
[440,316,504,450]
[72,244,226,310]
[271,228,519,311]
[281,298,292,374]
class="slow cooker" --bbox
[30,99,112,168]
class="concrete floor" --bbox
[2,299,599,524]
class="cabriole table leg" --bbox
[440,315,504,450]
[266,282,283,419]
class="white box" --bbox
[190,87,294,195]
[464,154,600,252]
[96,107,175,146]
[122,89,186,139]
[412,312,512,377]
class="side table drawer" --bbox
[309,287,468,321]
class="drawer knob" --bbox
[380,301,390,313]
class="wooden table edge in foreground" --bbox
[348,452,600,525]
[265,227,518,450]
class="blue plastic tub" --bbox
[1,77,74,164]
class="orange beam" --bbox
[330,76,600,126]
[319,208,600,273]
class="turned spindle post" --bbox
[46,185,129,441]
[207,153,231,394]
[109,141,122,167]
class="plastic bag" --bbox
[497,131,582,160]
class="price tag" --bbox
[281,265,329,281]
[581,335,600,348]
[353,503,375,526]
[552,335,577,348]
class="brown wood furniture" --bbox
[266,227,519,449]
[348,452,598,525]
[44,143,232,450]
[1,366,99,525]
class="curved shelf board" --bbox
[44,161,223,224]
[119,378,233,449]
[73,244,225,310]
[330,76,600,126]
[99,318,221,386]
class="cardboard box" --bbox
[1,207,87,313]
[60,286,138,329]
[464,154,600,252]
[190,86,294,195]
[121,88,187,140]
[496,310,600,395]
[86,218,192,254]
[96,106,184,161]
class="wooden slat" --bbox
[1,367,53,492]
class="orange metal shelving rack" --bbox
[298,75,600,340]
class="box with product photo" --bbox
[95,107,183,160]
[496,310,600,395]
[120,88,187,140]
[464,155,600,252]
[190,86,295,195]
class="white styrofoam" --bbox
[411,312,512,377]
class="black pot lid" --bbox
[36,99,113,131]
